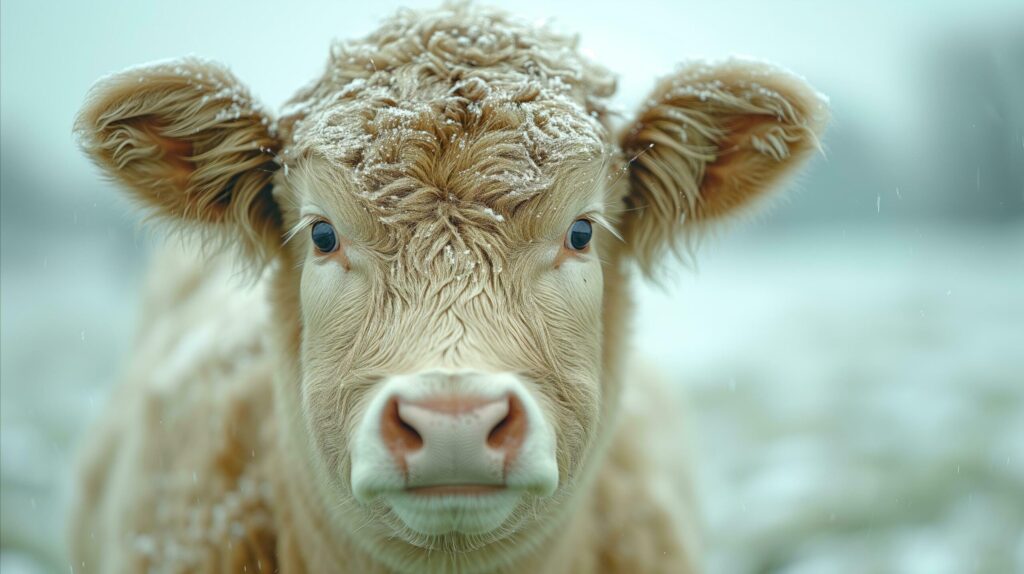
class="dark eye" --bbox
[566,218,593,251]
[311,221,339,253]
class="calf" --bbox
[70,4,827,572]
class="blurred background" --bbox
[2,1,1022,572]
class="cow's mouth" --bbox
[405,484,506,496]
[383,487,524,536]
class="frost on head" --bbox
[277,4,617,230]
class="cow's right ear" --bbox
[617,59,829,275]
[75,57,282,264]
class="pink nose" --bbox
[381,394,527,488]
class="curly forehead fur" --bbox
[277,4,617,237]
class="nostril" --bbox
[486,395,526,452]
[382,398,423,455]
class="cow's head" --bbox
[76,4,826,569]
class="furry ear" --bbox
[75,57,282,264]
[619,58,829,273]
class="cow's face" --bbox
[75,4,827,564]
[278,126,611,544]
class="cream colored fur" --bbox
[70,4,827,573]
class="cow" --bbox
[69,4,827,572]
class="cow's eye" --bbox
[565,218,593,251]
[311,221,339,253]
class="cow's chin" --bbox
[384,488,523,537]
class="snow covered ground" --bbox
[634,223,1024,574]
[2,220,1021,573]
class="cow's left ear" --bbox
[618,58,829,273]
[75,57,282,266]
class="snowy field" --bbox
[635,224,1024,574]
[2,220,1022,573]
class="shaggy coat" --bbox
[70,4,827,573]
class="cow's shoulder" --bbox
[69,244,281,573]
